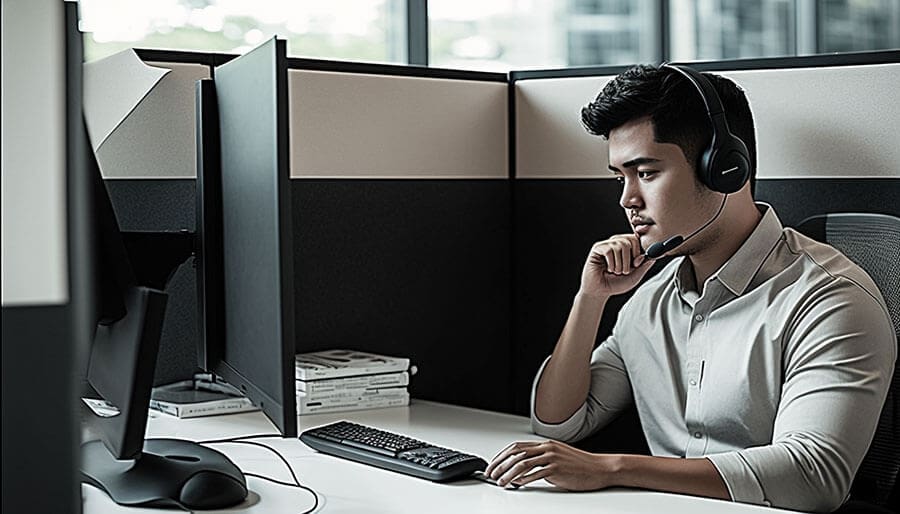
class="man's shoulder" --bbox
[781,227,885,305]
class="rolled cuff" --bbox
[529,356,589,441]
[706,451,770,507]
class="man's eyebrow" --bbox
[608,157,661,172]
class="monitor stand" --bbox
[81,438,248,510]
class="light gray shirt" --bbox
[531,204,896,512]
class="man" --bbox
[484,64,895,512]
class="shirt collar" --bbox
[715,202,784,296]
[673,202,784,299]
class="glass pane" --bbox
[819,0,900,53]
[669,0,796,61]
[429,0,659,72]
[79,0,405,64]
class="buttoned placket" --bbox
[682,281,725,457]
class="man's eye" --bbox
[615,176,625,185]
[638,170,657,179]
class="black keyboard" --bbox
[300,421,487,482]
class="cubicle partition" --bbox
[91,47,898,418]
[285,62,512,411]
[94,49,515,412]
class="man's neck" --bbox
[688,201,762,291]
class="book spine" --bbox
[294,359,410,380]
[297,389,408,407]
[297,386,408,403]
[294,366,409,381]
[150,399,256,419]
[296,393,410,415]
[296,372,409,393]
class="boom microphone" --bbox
[644,194,728,259]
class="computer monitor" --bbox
[68,3,248,509]
[195,38,298,438]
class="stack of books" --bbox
[295,349,411,415]
[148,374,259,419]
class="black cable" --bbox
[197,434,320,514]
[197,433,283,444]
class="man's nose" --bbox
[619,179,642,211]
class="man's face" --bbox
[607,116,718,255]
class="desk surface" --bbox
[83,400,804,513]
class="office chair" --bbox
[796,212,900,513]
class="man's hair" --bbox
[581,64,757,195]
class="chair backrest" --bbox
[796,212,900,508]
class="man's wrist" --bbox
[603,453,630,488]
[575,290,611,303]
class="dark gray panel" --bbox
[292,179,513,412]
[512,179,632,415]
[105,180,198,385]
[2,305,80,514]
[755,178,900,227]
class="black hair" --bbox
[581,64,757,195]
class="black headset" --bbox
[662,63,751,194]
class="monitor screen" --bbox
[196,38,297,438]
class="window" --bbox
[428,0,658,72]
[78,0,898,68]
[80,0,406,64]
[819,0,900,53]
[669,0,796,62]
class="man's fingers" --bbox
[485,442,540,476]
[511,466,554,487]
[488,450,529,480]
[497,454,552,486]
[611,246,623,274]
[629,235,642,260]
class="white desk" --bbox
[83,400,804,513]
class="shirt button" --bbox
[694,314,704,322]
[689,379,697,386]
[693,432,703,439]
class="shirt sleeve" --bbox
[530,306,636,443]
[706,278,896,513]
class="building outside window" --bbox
[79,0,900,68]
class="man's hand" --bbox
[484,440,619,490]
[580,234,653,298]
[484,440,730,500]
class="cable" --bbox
[197,434,320,514]
[198,433,284,444]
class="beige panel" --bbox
[1,0,68,306]
[289,70,508,179]
[720,64,900,179]
[516,76,616,179]
[516,63,900,180]
[83,50,169,151]
[97,61,210,179]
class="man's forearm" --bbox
[534,293,608,423]
[611,454,730,501]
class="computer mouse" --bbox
[180,469,249,509]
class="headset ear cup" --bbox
[699,144,717,191]
[709,136,750,194]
